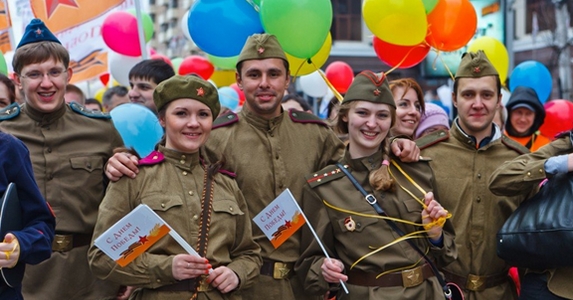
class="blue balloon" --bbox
[188,0,264,57]
[110,104,164,157]
[509,60,553,103]
[218,86,239,111]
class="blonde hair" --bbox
[335,100,395,192]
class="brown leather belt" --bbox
[154,277,212,292]
[260,259,295,279]
[347,264,434,288]
[52,233,92,252]
[441,269,509,292]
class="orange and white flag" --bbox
[253,189,306,249]
[0,0,11,32]
[30,0,122,33]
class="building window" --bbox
[170,0,178,9]
[149,13,155,23]
[150,0,155,4]
[170,17,178,29]
[526,0,573,34]
[331,0,362,41]
[160,23,169,32]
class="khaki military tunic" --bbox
[489,132,573,299]
[295,149,456,299]
[88,146,261,300]
[0,102,123,299]
[419,122,529,300]
[205,107,344,300]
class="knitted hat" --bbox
[17,19,61,49]
[153,75,220,119]
[237,33,287,66]
[342,71,395,108]
[455,50,498,79]
[415,103,450,139]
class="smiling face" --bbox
[159,98,213,153]
[129,77,158,113]
[453,76,501,142]
[391,86,422,137]
[509,107,535,135]
[343,101,393,159]
[236,58,290,119]
[14,58,71,113]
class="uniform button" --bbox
[477,197,481,203]
[47,147,52,153]
[161,203,165,208]
[356,222,361,228]
[156,279,161,283]
[275,155,279,159]
[182,171,188,176]
[87,163,92,168]
[527,171,532,177]
[477,173,481,179]
[279,184,284,189]
[229,207,234,212]
[48,174,54,180]
[181,155,186,159]
[188,191,194,196]
[180,160,186,164]
[193,215,199,220]
[539,169,544,173]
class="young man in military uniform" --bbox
[106,34,421,300]
[416,51,531,300]
[0,19,124,299]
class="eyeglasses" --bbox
[21,69,65,81]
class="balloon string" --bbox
[244,0,260,12]
[310,60,344,103]
[293,59,307,79]
[385,44,428,76]
[436,50,456,81]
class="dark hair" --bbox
[13,41,70,74]
[281,94,311,111]
[102,85,129,106]
[128,59,175,85]
[236,59,290,78]
[0,74,16,103]
[453,75,501,96]
[85,98,103,111]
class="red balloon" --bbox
[150,54,173,67]
[372,36,430,69]
[539,100,573,139]
[178,56,215,80]
[230,83,245,106]
[325,61,354,94]
[99,72,110,86]
[426,0,477,51]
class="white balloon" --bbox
[501,87,511,106]
[108,52,142,87]
[180,10,193,42]
[299,70,328,98]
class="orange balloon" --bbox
[426,0,477,51]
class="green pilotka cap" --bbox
[153,75,220,119]
[237,33,287,66]
[455,50,498,78]
[342,71,396,108]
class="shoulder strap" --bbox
[212,111,238,129]
[69,102,111,119]
[0,103,20,121]
[336,163,453,299]
[288,110,329,127]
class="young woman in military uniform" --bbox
[88,75,261,300]
[295,71,457,299]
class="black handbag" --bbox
[497,172,573,269]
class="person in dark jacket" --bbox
[504,86,550,151]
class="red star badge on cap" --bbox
[373,89,381,96]
[196,87,205,96]
[474,67,481,73]
[257,47,265,54]
[35,28,43,36]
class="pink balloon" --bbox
[102,11,143,57]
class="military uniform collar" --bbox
[344,147,384,172]
[451,118,501,149]
[240,105,284,131]
[159,145,201,171]
[22,101,66,124]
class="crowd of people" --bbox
[0,18,571,300]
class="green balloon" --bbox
[171,57,184,74]
[127,9,155,42]
[0,52,6,75]
[260,0,332,58]
[207,54,239,70]
[422,0,439,14]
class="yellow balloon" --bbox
[468,37,509,84]
[94,87,107,102]
[363,0,427,46]
[286,33,332,77]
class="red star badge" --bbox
[474,67,481,73]
[138,236,148,244]
[257,47,265,54]
[35,28,43,36]
[196,87,205,96]
[373,89,381,96]
[46,0,79,19]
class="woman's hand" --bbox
[172,254,211,281]
[321,258,347,284]
[422,192,448,242]
[207,266,239,293]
